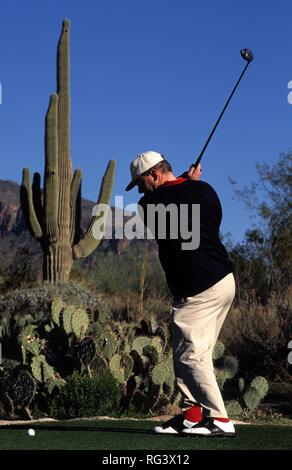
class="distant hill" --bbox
[0,179,103,238]
[0,178,133,249]
[0,180,20,206]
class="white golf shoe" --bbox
[182,418,236,437]
[154,414,200,435]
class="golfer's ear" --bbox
[151,168,159,180]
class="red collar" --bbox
[160,177,188,187]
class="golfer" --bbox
[125,151,236,437]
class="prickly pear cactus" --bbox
[216,369,228,390]
[243,376,269,411]
[225,400,243,416]
[71,308,89,339]
[97,331,119,360]
[132,336,163,356]
[213,340,225,360]
[79,336,96,366]
[51,298,64,326]
[249,376,269,399]
[213,342,238,391]
[222,356,238,379]
[109,354,125,384]
[46,376,66,394]
[238,377,245,393]
[31,355,56,383]
[164,353,175,389]
[19,325,42,358]
[151,363,166,386]
[62,305,76,334]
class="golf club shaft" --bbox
[192,60,251,169]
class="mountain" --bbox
[0,180,24,236]
[0,178,130,249]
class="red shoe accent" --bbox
[215,418,230,423]
[183,404,202,422]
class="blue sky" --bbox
[1,0,292,243]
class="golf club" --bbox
[184,48,253,174]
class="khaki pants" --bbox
[171,272,235,418]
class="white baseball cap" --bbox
[125,151,164,191]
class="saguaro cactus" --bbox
[20,20,116,282]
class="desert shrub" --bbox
[221,288,292,381]
[48,370,121,419]
[0,282,109,334]
[0,282,107,317]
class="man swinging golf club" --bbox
[126,151,235,436]
[125,50,253,436]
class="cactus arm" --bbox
[20,168,43,239]
[32,172,44,227]
[70,169,82,245]
[72,160,116,259]
[44,94,59,240]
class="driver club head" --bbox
[240,48,253,62]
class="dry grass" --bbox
[98,291,171,323]
[220,287,292,380]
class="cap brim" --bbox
[125,177,139,191]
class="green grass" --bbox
[0,420,292,450]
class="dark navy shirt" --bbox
[138,178,234,299]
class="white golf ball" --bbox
[27,428,35,437]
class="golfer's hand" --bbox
[188,163,202,180]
